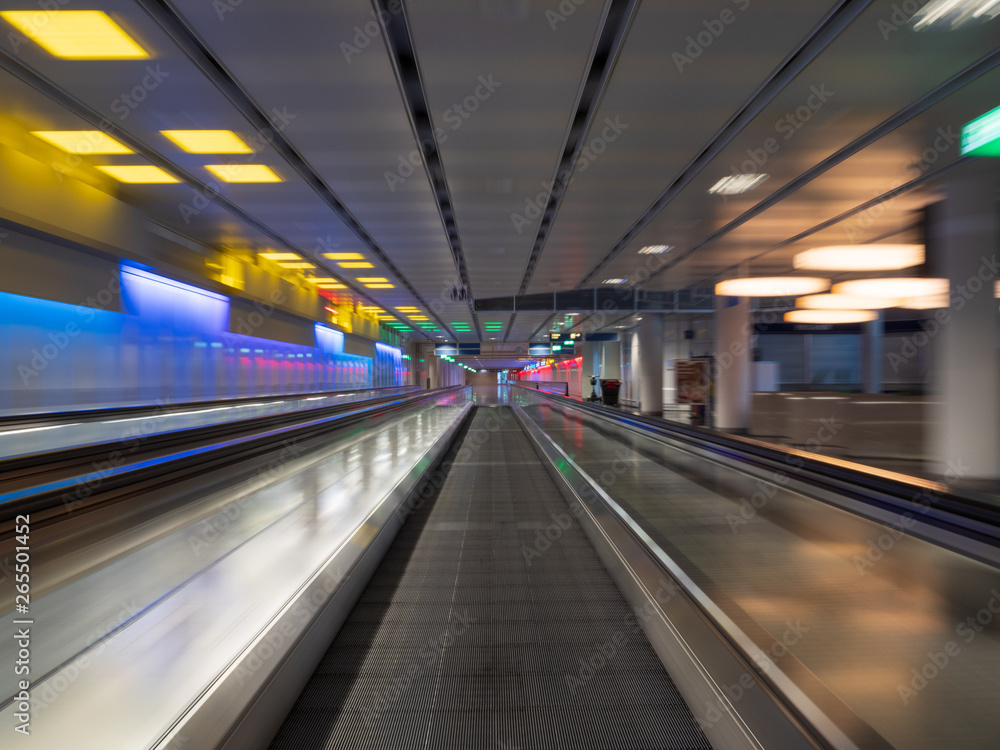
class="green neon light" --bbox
[962,104,1000,157]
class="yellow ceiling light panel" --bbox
[1,11,148,59]
[356,277,389,283]
[278,262,315,269]
[32,130,132,154]
[96,165,178,183]
[205,164,281,183]
[365,283,394,289]
[316,283,346,289]
[161,130,252,154]
[324,253,365,260]
[305,277,340,283]
[259,252,300,261]
[338,261,374,269]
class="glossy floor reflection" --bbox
[0,393,468,748]
[0,387,418,459]
[515,389,1000,750]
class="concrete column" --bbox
[601,338,621,379]
[638,315,664,415]
[863,311,884,394]
[581,341,597,399]
[427,352,438,390]
[931,163,1000,479]
[715,295,752,430]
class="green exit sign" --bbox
[962,105,1000,157]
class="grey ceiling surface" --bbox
[0,0,997,349]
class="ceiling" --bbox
[0,0,997,351]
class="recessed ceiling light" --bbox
[278,262,315,269]
[912,0,1000,31]
[32,130,132,154]
[356,277,389,283]
[205,164,281,183]
[365,283,394,289]
[338,262,374,269]
[784,310,879,324]
[602,278,626,285]
[305,277,339,283]
[1,11,147,59]
[259,252,300,261]
[638,245,673,255]
[708,173,769,195]
[715,277,830,297]
[794,244,924,271]
[162,130,252,154]
[325,253,365,260]
[96,165,179,184]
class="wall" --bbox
[515,357,583,398]
[1,266,409,414]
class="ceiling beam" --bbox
[515,0,642,297]
[577,0,876,288]
[134,0,454,338]
[372,0,482,339]
[642,47,1000,288]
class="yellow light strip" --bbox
[205,164,281,183]
[365,283,394,289]
[32,130,132,154]
[356,277,389,283]
[161,130,252,154]
[259,252,300,261]
[278,262,315,269]
[324,253,365,260]
[1,11,148,59]
[338,262,374,269]
[95,165,179,184]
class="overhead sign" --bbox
[961,104,1000,157]
[528,344,551,355]
[436,343,481,355]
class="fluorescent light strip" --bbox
[96,165,179,184]
[162,130,252,154]
[32,130,132,154]
[205,164,281,183]
[0,11,147,59]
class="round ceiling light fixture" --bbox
[784,309,879,324]
[716,277,830,297]
[897,294,950,309]
[796,293,899,310]
[793,244,924,271]
[833,278,949,299]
